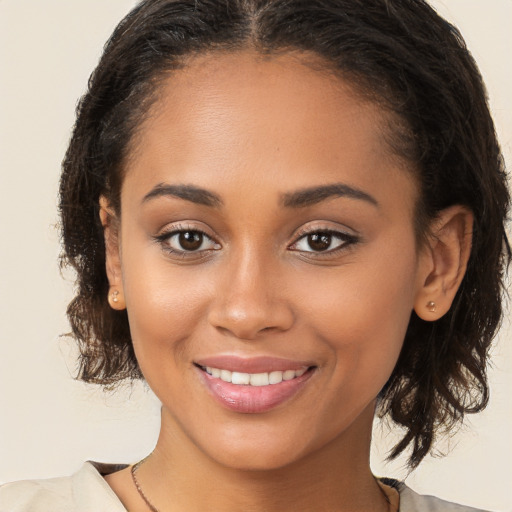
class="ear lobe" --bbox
[414,205,473,321]
[99,196,126,311]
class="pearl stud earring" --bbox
[427,301,436,312]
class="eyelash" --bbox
[154,224,220,259]
[289,228,360,257]
[153,225,359,259]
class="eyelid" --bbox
[292,222,359,242]
[155,221,217,240]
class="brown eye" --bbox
[179,231,203,251]
[158,229,220,255]
[307,233,332,251]
[289,229,359,255]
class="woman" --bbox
[1,0,509,510]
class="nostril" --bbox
[207,295,294,340]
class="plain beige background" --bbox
[0,1,510,510]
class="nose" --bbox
[207,249,294,340]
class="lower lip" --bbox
[198,367,314,414]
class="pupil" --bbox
[308,233,331,251]
[179,231,203,251]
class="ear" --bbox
[414,205,473,321]
[99,196,126,310]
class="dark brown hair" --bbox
[59,0,510,468]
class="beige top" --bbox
[0,462,491,512]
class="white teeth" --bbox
[250,373,269,386]
[295,367,307,377]
[220,369,232,383]
[268,371,283,384]
[283,370,296,381]
[204,366,309,386]
[231,372,250,385]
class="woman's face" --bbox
[110,51,431,470]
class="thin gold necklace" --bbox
[131,457,397,512]
[131,457,160,512]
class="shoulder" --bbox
[0,475,73,511]
[0,462,128,512]
[383,479,492,512]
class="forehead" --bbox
[125,50,415,207]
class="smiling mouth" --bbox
[194,355,317,413]
[198,365,310,386]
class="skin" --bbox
[102,51,472,511]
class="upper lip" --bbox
[194,355,314,374]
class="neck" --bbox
[137,403,388,512]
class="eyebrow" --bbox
[142,183,223,208]
[282,183,379,208]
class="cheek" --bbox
[119,242,214,366]
[295,250,418,392]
